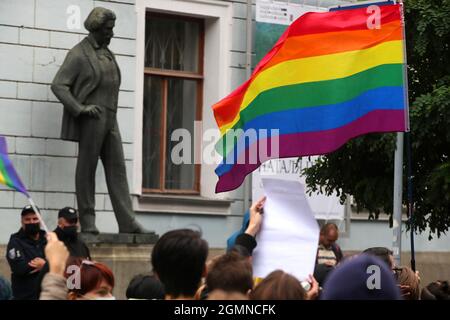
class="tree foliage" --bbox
[302,0,450,238]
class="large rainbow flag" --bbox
[213,3,408,193]
[0,136,29,196]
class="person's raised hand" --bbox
[245,196,266,237]
[45,232,69,276]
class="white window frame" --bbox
[133,0,233,206]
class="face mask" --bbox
[62,225,78,239]
[24,223,40,236]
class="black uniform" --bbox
[34,226,91,298]
[53,227,91,259]
[6,229,47,300]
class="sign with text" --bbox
[256,0,327,26]
[253,1,344,220]
[252,157,345,220]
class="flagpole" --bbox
[27,196,49,233]
[392,133,403,267]
[392,0,402,267]
[398,0,416,271]
[406,132,415,271]
[244,0,253,211]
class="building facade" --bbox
[1,0,449,286]
[0,0,257,247]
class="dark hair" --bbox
[151,229,208,298]
[206,252,253,295]
[84,7,116,32]
[229,245,251,258]
[320,223,338,235]
[126,274,165,300]
[66,258,115,299]
[250,270,306,300]
[363,247,394,269]
[421,281,450,300]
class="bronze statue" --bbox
[51,7,149,234]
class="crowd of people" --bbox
[1,198,449,300]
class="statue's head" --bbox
[84,7,116,47]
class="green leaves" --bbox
[302,0,450,238]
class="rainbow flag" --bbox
[213,3,407,193]
[0,136,29,196]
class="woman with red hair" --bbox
[40,233,115,300]
[66,257,115,300]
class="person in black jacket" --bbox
[35,207,91,298]
[53,207,91,259]
[6,205,47,300]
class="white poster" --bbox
[252,157,345,220]
[252,178,320,281]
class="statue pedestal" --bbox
[79,232,159,245]
[77,232,159,299]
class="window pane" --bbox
[165,78,198,190]
[142,76,163,189]
[145,15,200,72]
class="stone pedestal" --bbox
[78,232,159,299]
[89,243,154,299]
[79,232,159,245]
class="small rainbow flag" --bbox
[213,3,408,193]
[0,136,29,196]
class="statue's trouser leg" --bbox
[76,115,107,233]
[100,117,138,232]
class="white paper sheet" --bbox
[252,178,320,281]
[252,157,345,220]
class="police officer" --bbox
[6,205,47,300]
[54,207,91,259]
[35,207,91,298]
